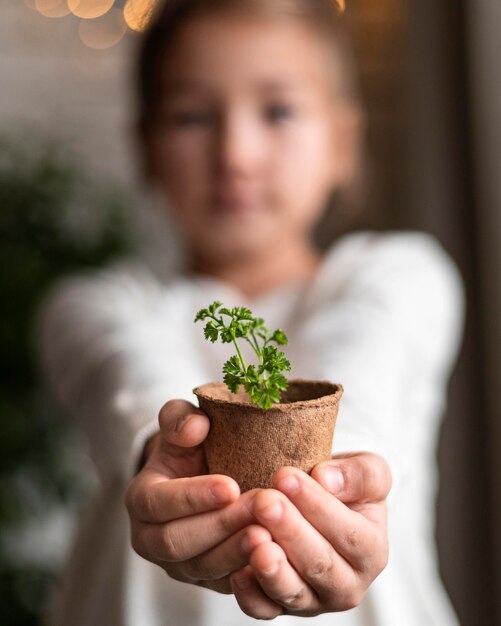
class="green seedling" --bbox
[195,300,291,409]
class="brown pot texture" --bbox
[193,379,343,492]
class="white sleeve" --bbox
[36,264,180,484]
[293,233,465,493]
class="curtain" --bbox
[398,1,499,624]
[346,1,501,623]
[466,0,501,622]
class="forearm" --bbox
[36,277,168,483]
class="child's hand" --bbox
[125,400,271,593]
[229,453,392,619]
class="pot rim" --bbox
[193,378,343,412]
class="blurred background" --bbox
[1,0,500,624]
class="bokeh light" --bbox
[68,0,115,20]
[78,7,127,48]
[123,0,158,33]
[34,0,71,18]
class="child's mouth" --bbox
[213,190,262,215]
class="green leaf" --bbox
[257,388,275,410]
[267,386,282,404]
[245,364,260,385]
[251,317,265,328]
[223,355,245,393]
[203,320,219,342]
[259,346,291,373]
[270,329,288,345]
[275,351,291,372]
[223,355,244,376]
[244,379,263,405]
[223,372,242,394]
[268,371,289,391]
[220,326,234,343]
[194,307,209,323]
[249,317,269,341]
[232,320,251,339]
[208,300,223,315]
[195,300,222,323]
[231,306,253,321]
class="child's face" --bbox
[148,13,358,263]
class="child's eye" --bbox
[171,110,214,127]
[265,103,293,123]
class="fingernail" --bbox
[261,561,279,577]
[257,500,283,522]
[241,533,252,554]
[323,465,344,494]
[175,415,189,432]
[277,474,300,495]
[211,483,232,505]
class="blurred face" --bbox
[147,13,357,264]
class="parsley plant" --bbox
[195,301,291,409]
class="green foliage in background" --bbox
[0,133,134,625]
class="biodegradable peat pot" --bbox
[193,379,343,492]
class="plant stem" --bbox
[231,333,247,372]
[248,332,262,362]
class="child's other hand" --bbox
[230,452,392,618]
[125,399,271,593]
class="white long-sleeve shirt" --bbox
[38,230,465,626]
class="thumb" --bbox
[311,451,392,504]
[159,399,210,450]
[143,400,210,476]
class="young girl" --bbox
[38,0,464,624]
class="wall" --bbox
[0,2,138,184]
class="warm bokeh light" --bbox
[78,7,127,48]
[34,0,71,18]
[123,0,157,33]
[23,0,38,10]
[68,0,115,20]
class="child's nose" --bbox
[215,112,264,178]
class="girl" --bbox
[38,0,464,624]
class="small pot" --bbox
[193,379,343,492]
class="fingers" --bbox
[311,451,392,505]
[249,542,320,614]
[158,399,210,452]
[231,565,284,620]
[231,542,321,619]
[133,489,258,563]
[184,524,272,582]
[250,484,358,598]
[233,456,391,616]
[126,473,240,524]
[145,400,211,477]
